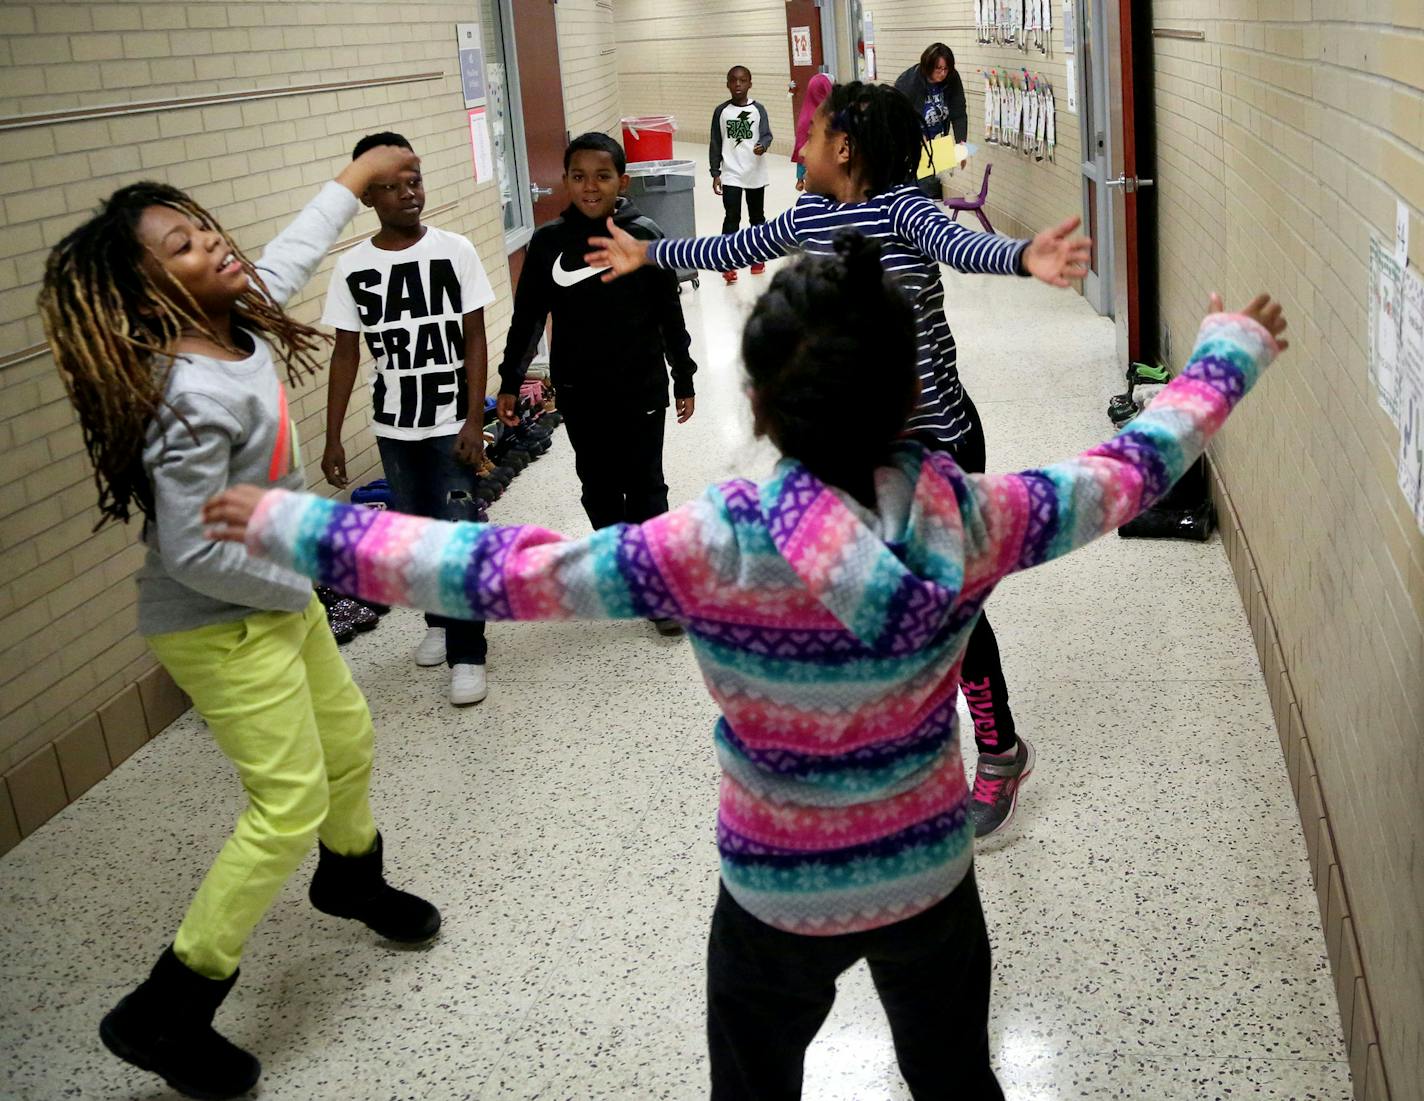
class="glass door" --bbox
[481,0,534,252]
[1076,0,1113,316]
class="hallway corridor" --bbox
[0,147,1352,1100]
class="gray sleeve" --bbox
[253,181,361,306]
[145,393,313,612]
[709,105,723,176]
[757,102,774,148]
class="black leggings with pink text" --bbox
[917,391,1018,756]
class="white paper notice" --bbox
[1396,199,1411,269]
[791,26,812,67]
[1062,0,1075,53]
[1065,56,1078,112]
[1397,267,1424,531]
[468,107,493,185]
[1369,236,1404,421]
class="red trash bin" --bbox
[621,115,676,162]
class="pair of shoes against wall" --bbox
[414,626,488,706]
[100,834,438,1099]
[315,585,383,644]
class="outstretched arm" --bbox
[892,190,1090,286]
[256,145,419,305]
[951,296,1287,596]
[204,487,733,625]
[586,208,799,281]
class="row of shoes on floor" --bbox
[471,403,563,505]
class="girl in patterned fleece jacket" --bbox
[206,235,1288,1099]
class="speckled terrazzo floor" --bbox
[0,144,1352,1099]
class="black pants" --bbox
[707,870,1003,1101]
[376,434,487,665]
[721,184,766,236]
[917,391,1017,753]
[559,394,669,530]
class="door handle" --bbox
[1105,176,1154,193]
[530,183,554,200]
[788,80,798,92]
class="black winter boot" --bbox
[99,946,260,1100]
[308,832,441,945]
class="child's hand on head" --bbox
[1210,292,1289,351]
[1022,216,1092,288]
[203,485,270,545]
[585,218,650,282]
[338,144,421,196]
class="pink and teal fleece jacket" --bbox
[243,314,1278,935]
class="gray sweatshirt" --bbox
[136,181,360,636]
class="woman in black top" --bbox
[895,42,968,198]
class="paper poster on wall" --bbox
[864,44,877,80]
[468,107,493,184]
[456,23,487,108]
[791,26,813,67]
[1065,55,1078,112]
[1062,0,1075,53]
[1369,236,1404,421]
[1397,267,1424,529]
[1396,198,1412,269]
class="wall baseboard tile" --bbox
[0,665,189,857]
[1208,458,1392,1101]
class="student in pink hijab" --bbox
[792,73,834,190]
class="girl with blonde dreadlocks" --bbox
[39,144,440,1101]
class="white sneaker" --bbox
[450,663,488,706]
[414,627,446,667]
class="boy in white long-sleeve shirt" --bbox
[709,65,774,283]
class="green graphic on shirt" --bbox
[726,110,754,146]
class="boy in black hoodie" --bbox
[496,132,696,636]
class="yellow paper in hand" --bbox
[918,135,970,177]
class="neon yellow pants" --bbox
[147,595,378,980]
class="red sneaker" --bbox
[722,270,738,284]
[750,262,766,275]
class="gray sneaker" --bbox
[968,736,1035,838]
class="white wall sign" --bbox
[1396,198,1411,269]
[1397,266,1424,530]
[456,23,487,108]
[791,26,813,67]
[1062,0,1075,53]
[468,106,493,184]
[1370,236,1404,423]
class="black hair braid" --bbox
[743,232,918,503]
[823,81,925,197]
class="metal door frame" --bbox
[1077,0,1114,317]
[491,0,534,254]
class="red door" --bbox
[784,1,825,135]
[1109,0,1158,367]
[512,0,567,229]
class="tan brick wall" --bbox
[613,0,796,158]
[557,0,621,138]
[1150,5,1422,1096]
[0,2,513,829]
[864,0,1082,241]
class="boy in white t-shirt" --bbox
[709,65,774,284]
[321,131,497,707]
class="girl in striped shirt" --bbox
[587,80,1092,838]
[206,234,1286,1099]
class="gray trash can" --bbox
[624,159,699,290]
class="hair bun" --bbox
[831,230,885,295]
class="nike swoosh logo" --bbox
[552,255,603,287]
